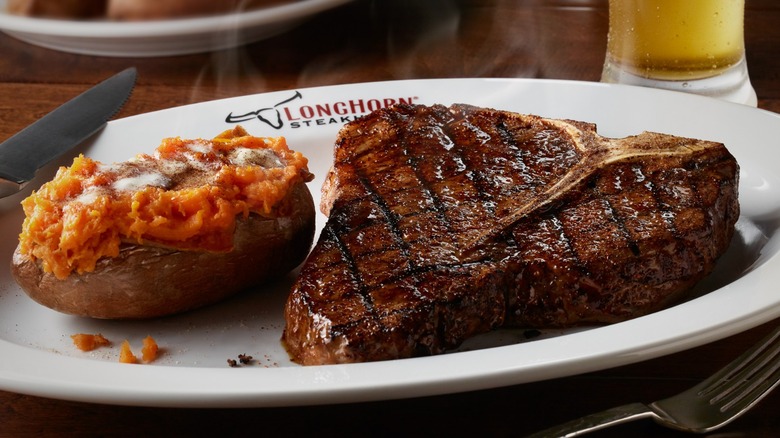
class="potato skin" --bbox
[11,183,315,319]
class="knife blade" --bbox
[0,67,136,198]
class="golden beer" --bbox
[606,0,745,80]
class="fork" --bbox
[526,325,780,437]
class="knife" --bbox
[0,67,136,199]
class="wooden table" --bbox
[1,1,779,436]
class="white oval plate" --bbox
[0,78,778,407]
[0,0,353,57]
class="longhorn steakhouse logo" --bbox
[225,91,419,130]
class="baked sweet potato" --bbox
[12,184,314,319]
[11,127,315,319]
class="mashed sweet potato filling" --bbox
[18,126,312,279]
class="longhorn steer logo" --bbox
[225,91,303,129]
[225,91,419,130]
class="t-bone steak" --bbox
[283,103,740,365]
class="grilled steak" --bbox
[283,103,739,365]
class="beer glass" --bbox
[601,0,757,106]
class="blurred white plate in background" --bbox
[0,0,353,57]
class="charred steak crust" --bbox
[283,103,740,365]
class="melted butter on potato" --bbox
[17,126,313,280]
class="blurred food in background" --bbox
[6,0,295,20]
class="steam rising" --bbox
[185,0,544,105]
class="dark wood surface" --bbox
[1,1,779,436]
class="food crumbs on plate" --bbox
[70,333,111,352]
[141,335,159,363]
[70,334,159,364]
[227,353,255,367]
[119,340,138,364]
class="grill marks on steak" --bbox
[283,103,739,365]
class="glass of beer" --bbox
[601,0,757,106]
